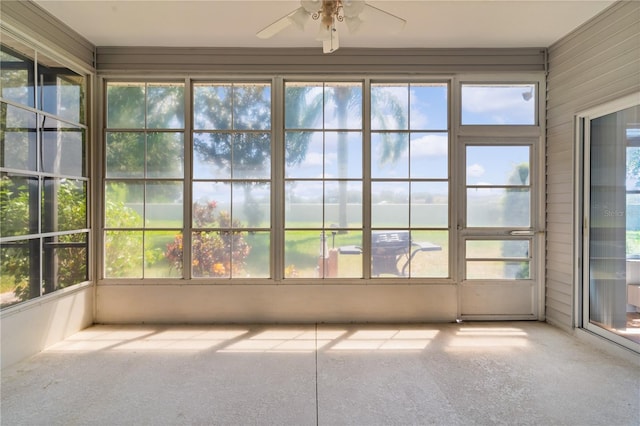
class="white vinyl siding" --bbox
[546,0,640,330]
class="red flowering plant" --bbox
[165,201,250,277]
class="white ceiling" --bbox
[34,0,616,50]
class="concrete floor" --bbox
[1,322,638,426]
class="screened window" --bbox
[104,82,184,278]
[370,83,449,278]
[1,35,88,309]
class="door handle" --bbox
[509,230,534,236]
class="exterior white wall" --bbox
[546,1,640,330]
[95,285,457,324]
[0,285,94,369]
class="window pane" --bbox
[193,133,231,179]
[466,261,530,279]
[0,239,40,308]
[409,230,448,278]
[0,42,35,108]
[233,83,271,130]
[466,146,529,186]
[285,83,323,129]
[42,178,86,233]
[285,132,323,178]
[410,133,448,179]
[410,84,448,130]
[372,182,409,227]
[232,182,270,228]
[371,230,411,277]
[104,230,143,278]
[324,181,362,228]
[244,231,270,278]
[285,181,323,228]
[371,133,408,178]
[106,132,144,178]
[107,83,145,129]
[193,84,232,130]
[147,132,184,178]
[191,230,250,278]
[284,230,325,278]
[466,240,530,259]
[232,132,271,179]
[371,84,408,130]
[461,84,536,125]
[410,182,448,227]
[467,188,530,227]
[38,53,85,124]
[192,183,230,228]
[43,233,87,293]
[145,230,181,278]
[0,173,37,237]
[325,132,362,179]
[324,83,362,129]
[41,117,85,176]
[146,182,183,228]
[147,83,184,129]
[1,104,37,171]
[105,182,143,228]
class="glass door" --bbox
[459,142,539,319]
[582,101,640,350]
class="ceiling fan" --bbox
[256,0,406,54]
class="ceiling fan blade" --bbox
[256,7,308,39]
[361,3,406,34]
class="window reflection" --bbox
[0,43,35,108]
[0,103,37,171]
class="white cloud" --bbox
[410,134,448,157]
[467,163,485,178]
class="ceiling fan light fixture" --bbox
[345,15,363,33]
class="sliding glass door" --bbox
[581,96,640,350]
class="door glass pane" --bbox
[588,105,640,344]
[466,145,530,228]
[466,240,531,280]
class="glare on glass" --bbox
[145,231,181,278]
[0,104,37,171]
[324,181,362,228]
[410,84,448,130]
[104,230,143,278]
[324,83,362,129]
[147,83,184,129]
[41,118,85,176]
[146,132,184,178]
[106,132,144,178]
[285,83,323,129]
[193,84,232,130]
[233,84,271,131]
[231,182,271,228]
[193,133,232,179]
[466,146,529,186]
[145,182,183,228]
[285,181,324,228]
[107,83,145,129]
[466,261,530,279]
[104,182,144,228]
[466,240,530,259]
[324,132,363,179]
[243,231,271,278]
[371,133,409,178]
[192,182,231,228]
[38,52,85,124]
[461,84,536,125]
[371,181,409,228]
[467,188,530,228]
[410,182,448,228]
[371,84,408,130]
[409,133,448,179]
[0,40,35,107]
[232,132,271,179]
[285,132,323,178]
